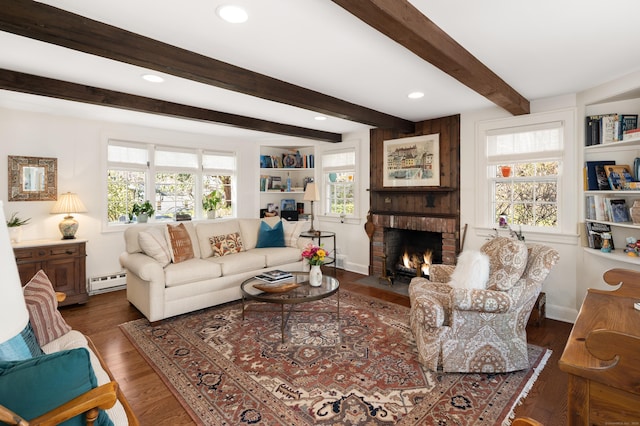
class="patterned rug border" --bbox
[120,289,550,425]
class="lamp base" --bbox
[58,215,79,240]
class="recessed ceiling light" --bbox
[315,116,327,121]
[408,91,424,99]
[142,74,164,83]
[216,5,248,23]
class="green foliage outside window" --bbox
[493,162,558,228]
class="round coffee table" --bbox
[240,271,340,343]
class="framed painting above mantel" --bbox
[383,133,440,188]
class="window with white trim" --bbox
[106,140,236,225]
[477,109,576,234]
[322,148,356,217]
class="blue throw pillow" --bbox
[255,220,285,248]
[0,322,44,361]
[0,348,113,426]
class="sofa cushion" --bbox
[282,219,310,248]
[480,237,528,291]
[0,348,113,426]
[166,223,195,263]
[210,232,244,257]
[23,270,72,347]
[164,258,223,287]
[207,251,267,275]
[138,227,171,267]
[239,217,280,250]
[250,247,303,267]
[197,220,242,258]
[41,331,128,426]
[0,323,44,361]
[256,220,285,248]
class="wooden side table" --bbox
[299,230,337,276]
[13,239,88,306]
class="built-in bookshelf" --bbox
[259,145,315,217]
[583,100,640,263]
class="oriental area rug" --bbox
[120,290,550,425]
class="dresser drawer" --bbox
[14,243,83,261]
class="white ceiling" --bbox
[1,0,640,141]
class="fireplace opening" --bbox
[384,228,443,283]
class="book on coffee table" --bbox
[255,270,293,283]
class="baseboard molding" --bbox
[546,304,578,324]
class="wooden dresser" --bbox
[12,239,88,306]
[559,268,640,425]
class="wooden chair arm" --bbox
[0,404,29,425]
[30,381,118,426]
[512,417,543,426]
[0,382,117,426]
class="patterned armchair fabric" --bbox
[409,238,559,373]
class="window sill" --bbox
[473,226,579,245]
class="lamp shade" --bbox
[50,192,87,215]
[303,183,319,201]
[0,201,30,344]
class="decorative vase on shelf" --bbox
[630,200,640,225]
[309,264,323,287]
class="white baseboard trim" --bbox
[546,304,578,324]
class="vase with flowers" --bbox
[301,243,326,287]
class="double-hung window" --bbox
[106,141,149,223]
[477,109,576,235]
[322,148,357,217]
[202,151,235,218]
[106,140,236,226]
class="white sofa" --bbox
[119,217,310,322]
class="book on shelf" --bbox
[605,164,635,190]
[600,113,618,144]
[585,195,596,220]
[584,160,616,190]
[609,199,630,223]
[624,128,640,141]
[616,114,638,141]
[585,115,602,146]
[585,222,614,250]
[255,270,293,283]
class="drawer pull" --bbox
[65,250,74,255]
[38,250,46,256]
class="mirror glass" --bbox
[8,156,57,201]
[22,166,46,192]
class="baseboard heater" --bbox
[88,272,127,295]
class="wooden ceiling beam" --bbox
[0,69,342,143]
[0,0,415,133]
[331,0,530,116]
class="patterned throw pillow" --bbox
[210,232,244,257]
[22,270,72,347]
[480,237,528,291]
[138,227,171,267]
[166,223,195,263]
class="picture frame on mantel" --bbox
[383,133,440,187]
[8,155,58,201]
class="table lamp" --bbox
[0,201,30,353]
[50,192,87,239]
[303,182,320,233]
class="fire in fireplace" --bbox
[384,228,442,282]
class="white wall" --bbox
[0,107,258,282]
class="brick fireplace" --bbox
[370,214,457,279]
[368,115,460,279]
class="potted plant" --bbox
[6,212,30,243]
[131,200,155,223]
[202,190,223,219]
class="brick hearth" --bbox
[371,214,457,278]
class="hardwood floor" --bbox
[60,269,572,425]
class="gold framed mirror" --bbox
[8,155,57,201]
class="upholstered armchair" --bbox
[409,237,559,373]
